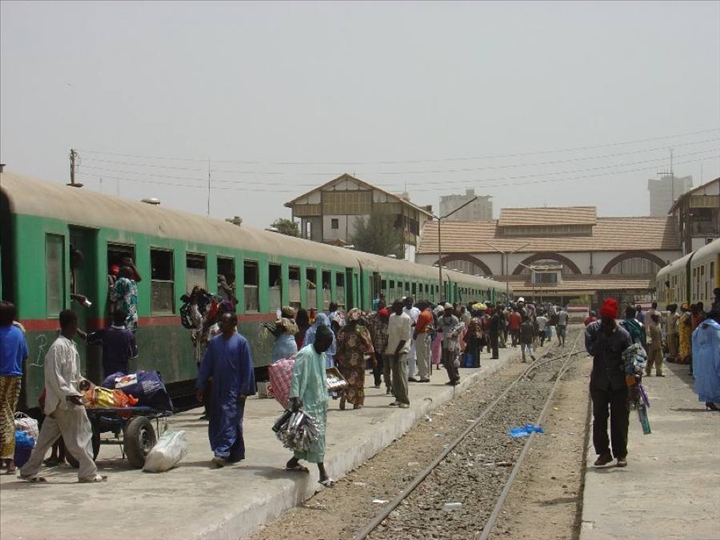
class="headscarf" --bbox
[347,308,362,322]
[315,323,333,341]
[281,306,296,319]
[600,298,618,319]
[304,313,336,356]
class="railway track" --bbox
[354,329,584,540]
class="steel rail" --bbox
[352,336,575,540]
[476,329,584,540]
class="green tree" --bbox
[350,213,404,258]
[270,218,299,237]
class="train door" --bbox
[344,268,354,309]
[69,226,101,383]
[0,188,13,302]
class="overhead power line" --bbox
[76,127,719,166]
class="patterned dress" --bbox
[335,323,374,407]
[678,312,692,364]
[111,277,138,333]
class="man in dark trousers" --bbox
[488,304,502,359]
[585,298,633,468]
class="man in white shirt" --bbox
[385,300,412,408]
[20,310,106,483]
[402,297,421,382]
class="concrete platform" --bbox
[580,362,720,540]
[0,345,524,540]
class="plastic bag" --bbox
[508,423,545,438]
[15,430,35,449]
[274,410,319,452]
[14,412,39,441]
[142,430,188,473]
[268,356,296,410]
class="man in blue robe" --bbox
[196,312,256,467]
[691,310,720,411]
[285,324,335,487]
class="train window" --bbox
[306,268,317,309]
[186,254,207,292]
[150,249,174,315]
[336,273,345,308]
[289,266,301,309]
[322,270,332,309]
[107,244,136,284]
[46,234,65,317]
[381,279,387,292]
[411,283,417,296]
[244,261,259,313]
[217,257,236,302]
[269,264,282,313]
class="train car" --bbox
[656,238,719,307]
[1,172,510,409]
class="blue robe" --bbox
[692,319,720,403]
[196,332,256,460]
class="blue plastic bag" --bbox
[508,423,544,438]
[15,430,35,449]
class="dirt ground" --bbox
[489,359,592,540]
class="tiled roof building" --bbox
[415,206,682,305]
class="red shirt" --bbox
[416,309,434,333]
[508,311,522,330]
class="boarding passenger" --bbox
[385,300,412,408]
[335,308,374,410]
[195,312,256,467]
[111,266,138,333]
[691,310,720,411]
[585,298,633,468]
[69,245,91,307]
[294,308,311,349]
[678,303,692,364]
[20,310,106,483]
[508,308,522,348]
[285,324,335,487]
[85,309,137,378]
[0,301,28,474]
[217,273,238,305]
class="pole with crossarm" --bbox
[435,196,477,302]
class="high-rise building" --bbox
[439,189,493,221]
[648,175,693,216]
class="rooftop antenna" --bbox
[656,147,675,204]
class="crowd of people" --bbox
[2,272,717,485]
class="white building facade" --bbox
[648,174,693,216]
[439,189,493,221]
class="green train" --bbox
[0,172,512,409]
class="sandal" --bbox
[79,474,107,483]
[318,478,335,487]
[19,475,48,483]
[285,464,310,473]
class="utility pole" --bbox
[435,196,478,301]
[67,149,83,188]
[207,157,211,217]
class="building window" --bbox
[46,234,65,317]
[151,249,174,314]
[331,218,339,230]
[323,191,372,215]
[608,257,662,275]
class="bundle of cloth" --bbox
[102,371,173,411]
[79,380,138,408]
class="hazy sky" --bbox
[2,1,719,228]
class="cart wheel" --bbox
[124,416,156,469]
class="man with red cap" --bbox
[585,298,633,468]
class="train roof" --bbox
[0,172,360,268]
[690,238,720,265]
[0,172,510,295]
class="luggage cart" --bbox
[66,407,172,469]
